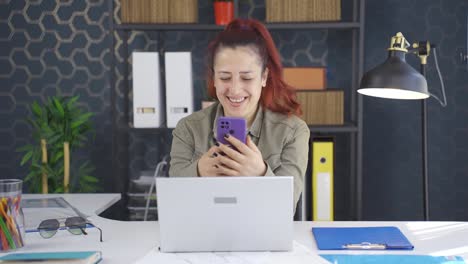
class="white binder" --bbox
[165,52,194,128]
[132,52,162,128]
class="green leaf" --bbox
[47,133,62,145]
[30,150,41,164]
[24,171,38,183]
[27,117,41,132]
[66,96,79,109]
[78,161,90,169]
[52,97,65,118]
[20,150,34,166]
[31,101,42,117]
[71,115,92,129]
[77,112,93,121]
[82,175,99,183]
[16,144,33,153]
[51,151,64,163]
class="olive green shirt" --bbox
[169,102,310,210]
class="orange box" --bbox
[283,67,326,90]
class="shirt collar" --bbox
[249,105,263,138]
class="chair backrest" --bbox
[293,194,303,221]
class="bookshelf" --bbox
[109,0,365,221]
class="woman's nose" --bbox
[229,79,241,93]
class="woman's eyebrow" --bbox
[216,71,254,74]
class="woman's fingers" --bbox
[223,134,250,154]
[217,143,243,161]
[215,163,238,176]
[246,136,260,153]
[217,155,241,172]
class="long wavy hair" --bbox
[206,18,302,116]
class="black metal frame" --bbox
[109,0,366,221]
[420,64,429,221]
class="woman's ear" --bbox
[262,67,269,87]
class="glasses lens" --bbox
[65,216,87,235]
[38,219,59,238]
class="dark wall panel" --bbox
[363,0,468,220]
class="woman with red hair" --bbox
[169,19,310,210]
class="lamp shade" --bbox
[358,50,429,100]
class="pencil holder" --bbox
[0,179,25,251]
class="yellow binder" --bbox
[312,138,334,221]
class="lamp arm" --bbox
[409,43,447,107]
[429,48,447,107]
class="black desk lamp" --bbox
[358,32,446,221]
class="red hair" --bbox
[206,18,302,116]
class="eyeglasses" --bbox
[37,216,103,242]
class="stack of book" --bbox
[283,67,344,125]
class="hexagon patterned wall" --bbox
[2,0,352,219]
[0,0,114,191]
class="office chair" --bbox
[294,194,303,221]
[143,155,169,221]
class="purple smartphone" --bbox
[216,116,247,147]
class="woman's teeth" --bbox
[229,97,245,103]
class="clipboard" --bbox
[312,226,414,250]
[320,254,465,264]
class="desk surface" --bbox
[2,194,467,263]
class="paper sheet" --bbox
[134,241,330,264]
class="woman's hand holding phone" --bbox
[198,116,266,177]
[198,136,266,177]
[197,146,223,177]
[213,135,267,176]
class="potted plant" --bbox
[213,0,234,25]
[17,96,99,193]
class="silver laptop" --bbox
[156,176,294,252]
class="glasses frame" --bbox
[37,216,103,242]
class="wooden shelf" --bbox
[115,23,224,31]
[127,122,171,130]
[266,22,360,30]
[309,123,358,133]
[114,22,361,31]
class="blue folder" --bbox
[320,254,465,264]
[312,226,414,250]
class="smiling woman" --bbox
[168,19,310,211]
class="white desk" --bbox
[2,194,467,263]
